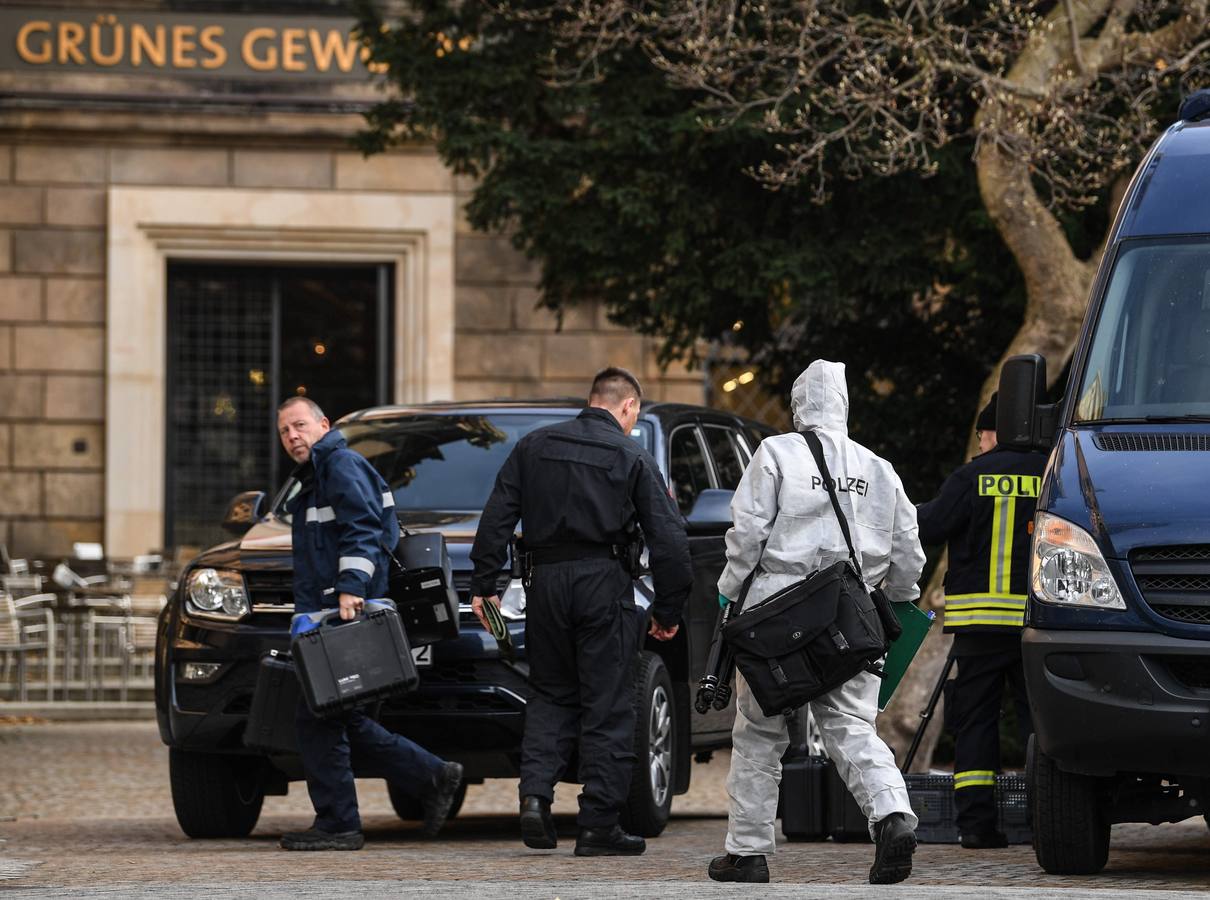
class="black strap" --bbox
[799,430,863,579]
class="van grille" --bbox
[1093,433,1210,451]
[1160,656,1210,690]
[1130,545,1210,625]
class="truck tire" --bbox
[387,780,466,822]
[169,749,265,838]
[1029,736,1109,874]
[620,652,675,838]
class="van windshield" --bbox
[1075,239,1210,422]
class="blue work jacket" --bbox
[287,429,399,614]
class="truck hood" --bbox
[237,510,484,571]
[1046,425,1210,558]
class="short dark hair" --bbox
[589,366,642,405]
[277,395,325,420]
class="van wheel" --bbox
[387,780,466,822]
[169,749,265,838]
[1029,736,1109,874]
[621,652,675,838]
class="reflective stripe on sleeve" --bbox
[953,770,997,790]
[305,506,336,524]
[382,491,395,508]
[339,556,375,577]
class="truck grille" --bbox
[1093,433,1210,451]
[1131,545,1210,625]
[244,570,295,614]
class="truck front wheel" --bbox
[1029,735,1110,874]
[169,749,265,838]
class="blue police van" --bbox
[998,101,1210,874]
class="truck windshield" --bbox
[1075,238,1210,422]
[273,412,654,516]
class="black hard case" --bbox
[292,603,419,716]
[385,532,460,646]
[245,649,301,753]
[780,749,829,841]
[824,761,872,842]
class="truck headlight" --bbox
[1031,513,1125,610]
[185,568,251,621]
[499,578,526,619]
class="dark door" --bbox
[165,262,392,551]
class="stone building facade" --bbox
[0,2,704,560]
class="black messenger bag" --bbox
[721,430,893,718]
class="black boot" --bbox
[279,826,364,851]
[519,795,557,849]
[961,830,1009,849]
[708,853,770,883]
[869,812,917,884]
[573,824,646,856]
[421,761,464,838]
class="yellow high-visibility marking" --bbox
[977,474,1040,498]
[954,770,997,789]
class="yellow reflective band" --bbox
[946,593,1027,602]
[945,597,1026,610]
[954,770,997,789]
[988,496,1003,595]
[946,614,1025,628]
[977,474,1040,498]
[1001,496,1016,595]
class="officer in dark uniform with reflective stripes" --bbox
[917,393,1046,848]
[469,367,693,857]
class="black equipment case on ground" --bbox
[780,748,828,841]
[245,649,301,754]
[385,532,460,646]
[292,600,419,716]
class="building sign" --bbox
[0,7,381,80]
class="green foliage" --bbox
[353,0,1024,499]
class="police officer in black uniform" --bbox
[470,367,693,857]
[917,393,1046,849]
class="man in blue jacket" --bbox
[276,396,462,851]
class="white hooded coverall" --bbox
[719,360,926,854]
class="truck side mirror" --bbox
[998,354,1058,450]
[222,490,267,535]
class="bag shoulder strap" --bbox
[799,430,862,578]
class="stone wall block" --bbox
[0,230,10,273]
[0,373,43,418]
[454,333,542,379]
[659,380,707,405]
[0,471,41,516]
[45,374,104,421]
[110,148,228,186]
[514,293,595,331]
[0,186,44,225]
[334,152,454,192]
[9,519,103,558]
[0,277,42,321]
[0,146,11,182]
[455,285,513,331]
[45,278,105,323]
[14,326,104,372]
[14,229,105,275]
[543,333,644,380]
[44,472,103,518]
[46,188,106,227]
[15,146,106,184]
[13,423,103,470]
[455,235,540,285]
[454,379,516,401]
[0,325,10,369]
[233,151,333,189]
[0,424,9,465]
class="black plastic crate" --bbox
[244,650,300,754]
[293,602,419,716]
[996,774,1031,844]
[903,773,1032,844]
[386,532,460,646]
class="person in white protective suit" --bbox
[708,360,927,885]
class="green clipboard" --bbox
[878,602,935,710]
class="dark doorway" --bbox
[166,262,393,551]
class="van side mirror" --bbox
[998,354,1058,450]
[685,489,734,533]
[222,490,267,535]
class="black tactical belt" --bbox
[528,542,622,566]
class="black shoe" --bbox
[869,812,917,884]
[961,830,1009,849]
[519,795,557,849]
[279,826,364,851]
[707,853,770,883]
[421,761,464,838]
[573,824,646,857]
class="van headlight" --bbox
[185,568,251,621]
[499,579,527,619]
[1031,513,1125,610]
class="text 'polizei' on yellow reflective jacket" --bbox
[917,446,1048,634]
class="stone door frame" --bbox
[106,186,455,556]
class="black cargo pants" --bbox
[519,557,644,828]
[951,645,1033,836]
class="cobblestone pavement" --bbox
[2,722,1210,898]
